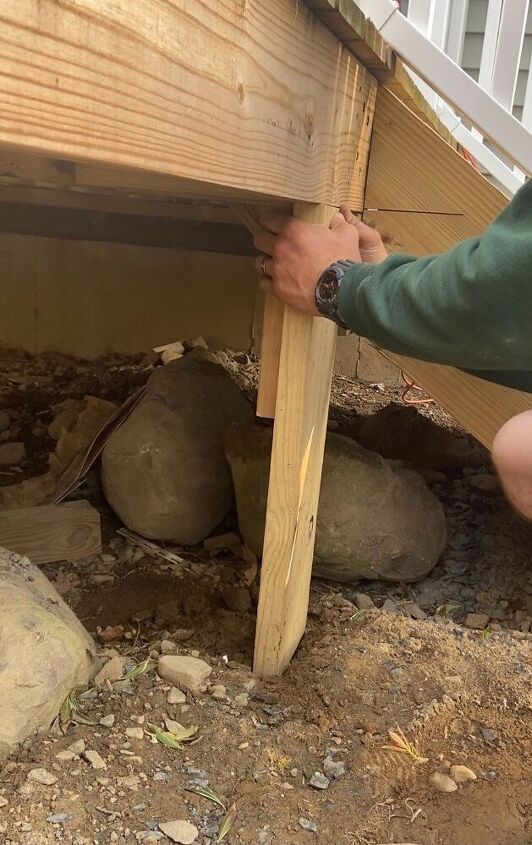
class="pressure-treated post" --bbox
[253,202,337,677]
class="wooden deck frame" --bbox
[0,0,378,678]
[1,0,530,679]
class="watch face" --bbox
[318,268,339,303]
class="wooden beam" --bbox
[0,0,375,207]
[0,201,255,255]
[0,501,101,565]
[365,87,506,220]
[364,91,532,445]
[254,203,337,678]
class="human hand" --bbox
[254,212,361,316]
[338,204,388,264]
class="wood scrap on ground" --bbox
[0,500,101,564]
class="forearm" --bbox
[337,182,532,371]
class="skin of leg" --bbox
[492,410,532,520]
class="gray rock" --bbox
[0,548,95,759]
[83,749,107,769]
[225,425,446,583]
[299,818,317,832]
[158,655,212,692]
[167,687,186,705]
[309,771,330,790]
[323,756,345,779]
[0,442,25,466]
[102,352,252,544]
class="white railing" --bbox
[356,0,532,196]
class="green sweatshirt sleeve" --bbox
[338,180,532,372]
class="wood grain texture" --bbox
[364,98,532,446]
[0,0,375,206]
[254,203,337,678]
[0,500,101,564]
[365,87,507,220]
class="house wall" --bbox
[463,0,532,120]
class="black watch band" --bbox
[314,260,353,328]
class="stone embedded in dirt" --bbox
[234,693,249,708]
[323,756,346,779]
[126,726,144,740]
[225,424,446,583]
[382,598,398,613]
[94,654,126,687]
[100,714,116,728]
[101,351,253,544]
[450,764,477,783]
[354,593,375,610]
[0,441,25,465]
[211,684,226,700]
[299,818,317,832]
[309,771,330,790]
[203,532,242,556]
[158,655,212,692]
[27,768,57,786]
[0,796,7,808]
[464,612,490,630]
[430,772,458,792]
[159,820,199,844]
[83,749,107,770]
[221,585,252,613]
[0,548,95,759]
[68,739,86,755]
[161,639,177,655]
[257,831,274,845]
[404,601,427,620]
[55,749,76,762]
[167,687,186,705]
[469,473,500,493]
[0,411,10,433]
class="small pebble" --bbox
[126,727,145,740]
[299,818,317,832]
[429,772,458,793]
[309,771,330,790]
[167,687,186,705]
[100,714,116,728]
[83,749,107,770]
[323,756,345,779]
[161,640,177,655]
[68,739,86,755]
[450,764,477,783]
[464,612,490,630]
[55,750,75,762]
[211,684,226,700]
[354,593,375,610]
[159,820,199,844]
[27,768,57,786]
[234,693,249,708]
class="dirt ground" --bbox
[0,345,530,845]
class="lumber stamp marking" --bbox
[0,500,101,565]
[253,203,337,678]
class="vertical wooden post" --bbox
[253,202,337,677]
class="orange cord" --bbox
[401,371,436,406]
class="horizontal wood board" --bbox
[0,0,375,206]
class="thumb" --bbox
[329,211,347,229]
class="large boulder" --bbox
[0,548,96,759]
[225,423,446,582]
[101,351,253,544]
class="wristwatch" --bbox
[314,260,353,328]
